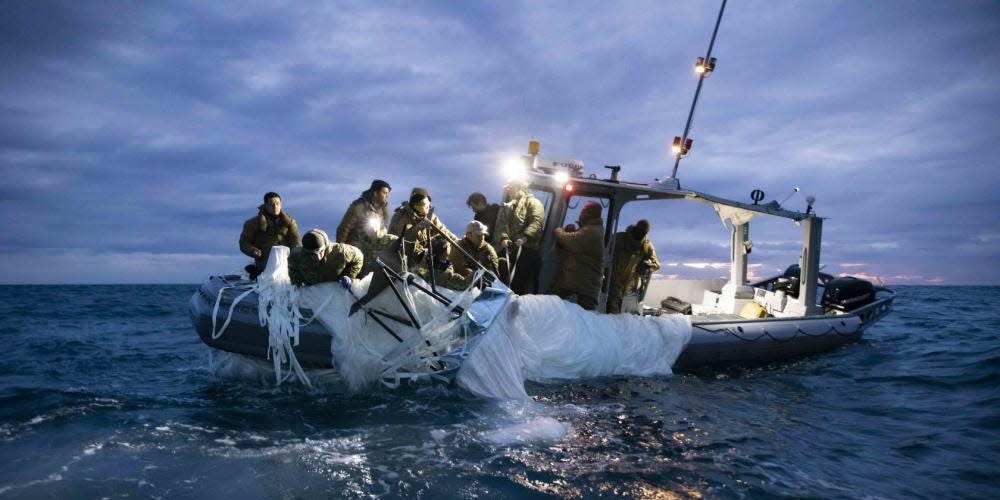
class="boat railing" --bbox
[851,286,895,329]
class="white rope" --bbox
[211,284,255,340]
[208,244,321,388]
[256,279,312,388]
[506,245,523,285]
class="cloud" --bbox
[1,1,998,284]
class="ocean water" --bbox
[0,285,997,499]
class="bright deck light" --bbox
[554,171,570,184]
[502,157,527,181]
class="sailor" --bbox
[495,180,545,294]
[450,220,500,282]
[335,179,396,277]
[239,191,301,280]
[466,192,502,243]
[287,229,363,287]
[336,179,391,246]
[415,236,470,291]
[548,201,604,310]
[607,219,661,314]
[388,187,457,257]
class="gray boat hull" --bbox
[190,275,894,373]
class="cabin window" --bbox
[562,194,609,229]
[528,188,554,220]
[615,199,727,281]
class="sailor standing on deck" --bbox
[239,192,301,280]
[495,180,545,294]
[607,220,661,314]
[548,201,605,310]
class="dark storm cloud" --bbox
[0,1,997,283]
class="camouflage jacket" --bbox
[239,208,300,267]
[496,192,544,249]
[450,237,499,278]
[609,231,660,297]
[287,243,363,287]
[358,231,398,277]
[388,202,456,256]
[336,190,390,246]
[415,261,470,291]
[552,218,605,299]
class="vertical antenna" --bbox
[669,0,728,183]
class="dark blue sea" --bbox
[0,285,996,499]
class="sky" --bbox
[1,0,998,285]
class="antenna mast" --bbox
[668,0,728,184]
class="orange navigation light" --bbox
[528,140,540,155]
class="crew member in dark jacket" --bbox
[240,191,300,279]
[466,192,501,243]
[548,201,605,310]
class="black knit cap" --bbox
[302,232,322,253]
[370,179,391,192]
[410,187,431,204]
[466,192,487,207]
[632,219,650,239]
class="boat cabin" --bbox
[500,141,827,318]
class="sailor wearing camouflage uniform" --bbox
[240,192,301,277]
[287,229,363,287]
[549,201,605,310]
[388,187,457,258]
[336,179,396,276]
[450,221,499,280]
[607,220,661,314]
[495,180,545,294]
[416,237,471,291]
